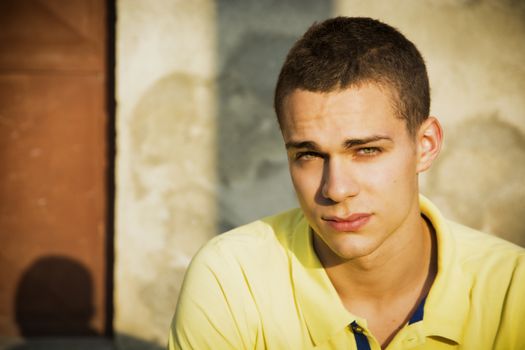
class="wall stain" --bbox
[426,115,525,246]
[127,72,217,342]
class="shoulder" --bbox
[446,220,525,303]
[447,219,525,266]
[445,221,525,348]
[182,207,304,286]
[171,209,305,349]
[193,207,304,266]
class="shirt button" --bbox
[350,322,364,333]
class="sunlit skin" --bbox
[280,83,442,347]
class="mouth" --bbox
[322,213,372,232]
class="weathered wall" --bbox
[115,1,217,348]
[334,0,525,246]
[115,0,525,348]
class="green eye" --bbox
[357,147,380,156]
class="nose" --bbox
[321,157,360,203]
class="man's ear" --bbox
[416,117,443,173]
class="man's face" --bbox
[281,84,431,264]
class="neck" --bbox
[314,203,437,348]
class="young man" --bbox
[169,17,525,349]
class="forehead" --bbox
[280,84,405,143]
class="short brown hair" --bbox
[274,17,430,135]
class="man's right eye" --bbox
[295,151,320,160]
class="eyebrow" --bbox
[285,140,320,150]
[343,135,393,148]
[285,135,392,150]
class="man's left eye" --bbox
[357,147,380,156]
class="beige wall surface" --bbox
[115,0,217,348]
[116,0,525,348]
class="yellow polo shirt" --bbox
[169,196,525,349]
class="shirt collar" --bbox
[419,195,470,345]
[288,195,471,346]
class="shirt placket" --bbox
[349,321,381,350]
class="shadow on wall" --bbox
[113,334,164,350]
[6,256,164,350]
[216,0,332,232]
[217,31,298,232]
[15,256,97,337]
[426,116,525,247]
[3,334,163,350]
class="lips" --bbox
[323,213,372,232]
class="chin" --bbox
[333,240,380,260]
[315,229,382,263]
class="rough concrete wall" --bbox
[334,0,525,246]
[115,1,217,348]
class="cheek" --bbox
[361,154,417,192]
[290,165,322,202]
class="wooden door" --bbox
[0,0,111,336]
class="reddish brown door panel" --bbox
[0,0,105,72]
[0,0,109,336]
